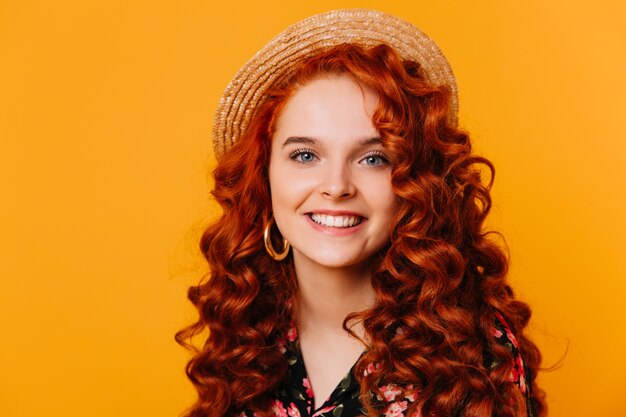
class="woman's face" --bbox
[268,75,397,271]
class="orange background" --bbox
[1,1,625,416]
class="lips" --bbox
[308,213,364,228]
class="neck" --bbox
[292,252,376,341]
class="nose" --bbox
[319,162,356,200]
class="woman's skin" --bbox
[268,75,398,408]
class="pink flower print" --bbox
[384,400,408,417]
[270,399,288,417]
[512,354,527,393]
[380,383,402,402]
[516,354,527,380]
[494,312,520,349]
[302,377,314,399]
[363,362,381,377]
[311,405,337,417]
[505,328,519,349]
[287,402,301,417]
[493,328,503,338]
[286,324,298,342]
[404,384,419,402]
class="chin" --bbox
[316,259,361,269]
[298,250,373,270]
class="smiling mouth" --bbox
[308,213,364,228]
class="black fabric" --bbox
[238,315,535,417]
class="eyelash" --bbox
[360,151,389,167]
[287,148,390,166]
[288,148,318,163]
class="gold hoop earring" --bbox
[263,218,290,261]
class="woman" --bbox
[177,9,545,417]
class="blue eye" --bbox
[289,149,318,163]
[361,152,389,167]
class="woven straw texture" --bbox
[212,9,458,158]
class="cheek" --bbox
[380,198,398,229]
[269,176,313,243]
[268,162,312,221]
[365,175,396,216]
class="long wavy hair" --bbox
[176,44,546,417]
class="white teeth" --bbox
[310,213,362,228]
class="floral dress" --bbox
[239,314,534,417]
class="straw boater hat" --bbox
[212,8,458,158]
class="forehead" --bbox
[273,75,380,142]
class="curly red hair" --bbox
[176,44,546,417]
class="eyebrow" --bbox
[360,137,382,146]
[281,136,318,148]
[281,136,382,148]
